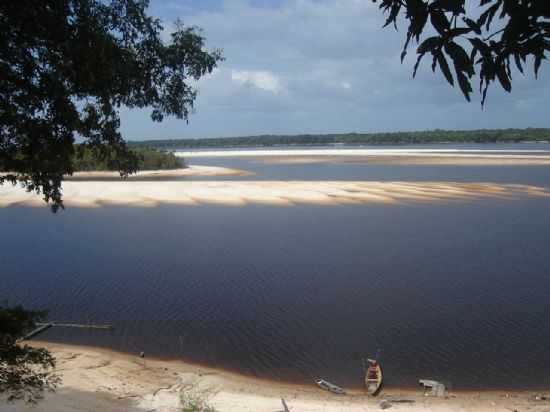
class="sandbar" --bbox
[1,181,550,208]
[66,165,253,180]
[262,155,550,166]
[174,148,550,166]
[174,149,550,165]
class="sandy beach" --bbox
[66,165,253,179]
[2,342,549,412]
[1,180,550,208]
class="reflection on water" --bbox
[1,197,550,389]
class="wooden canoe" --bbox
[315,379,346,395]
[365,358,383,395]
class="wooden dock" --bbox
[17,323,54,343]
[36,322,113,330]
[17,322,113,343]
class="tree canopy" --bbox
[72,146,182,171]
[0,306,59,403]
[375,0,549,104]
[0,0,222,211]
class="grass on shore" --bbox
[181,393,218,412]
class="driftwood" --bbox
[281,398,290,412]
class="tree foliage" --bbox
[0,0,222,210]
[72,146,182,171]
[375,0,549,104]
[0,306,59,403]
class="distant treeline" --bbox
[129,128,550,149]
[73,146,182,171]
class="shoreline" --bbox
[30,339,550,394]
[5,341,549,412]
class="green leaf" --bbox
[444,42,473,75]
[463,18,481,35]
[430,10,450,35]
[432,0,465,14]
[449,27,473,37]
[383,3,401,28]
[417,36,441,54]
[468,38,492,62]
[513,53,524,74]
[436,51,454,85]
[456,71,472,101]
[496,66,511,92]
[534,54,543,78]
[482,3,501,30]
[411,5,429,41]
[413,52,426,78]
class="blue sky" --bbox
[120,0,550,140]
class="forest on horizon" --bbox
[129,128,550,150]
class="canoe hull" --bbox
[315,379,346,395]
[365,359,383,396]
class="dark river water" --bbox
[2,144,550,390]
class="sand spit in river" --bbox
[174,148,550,166]
[1,180,550,208]
[261,154,550,165]
[67,165,253,179]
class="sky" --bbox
[120,0,550,140]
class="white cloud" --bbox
[341,81,352,90]
[231,70,282,94]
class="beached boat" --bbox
[364,358,383,395]
[315,379,346,395]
